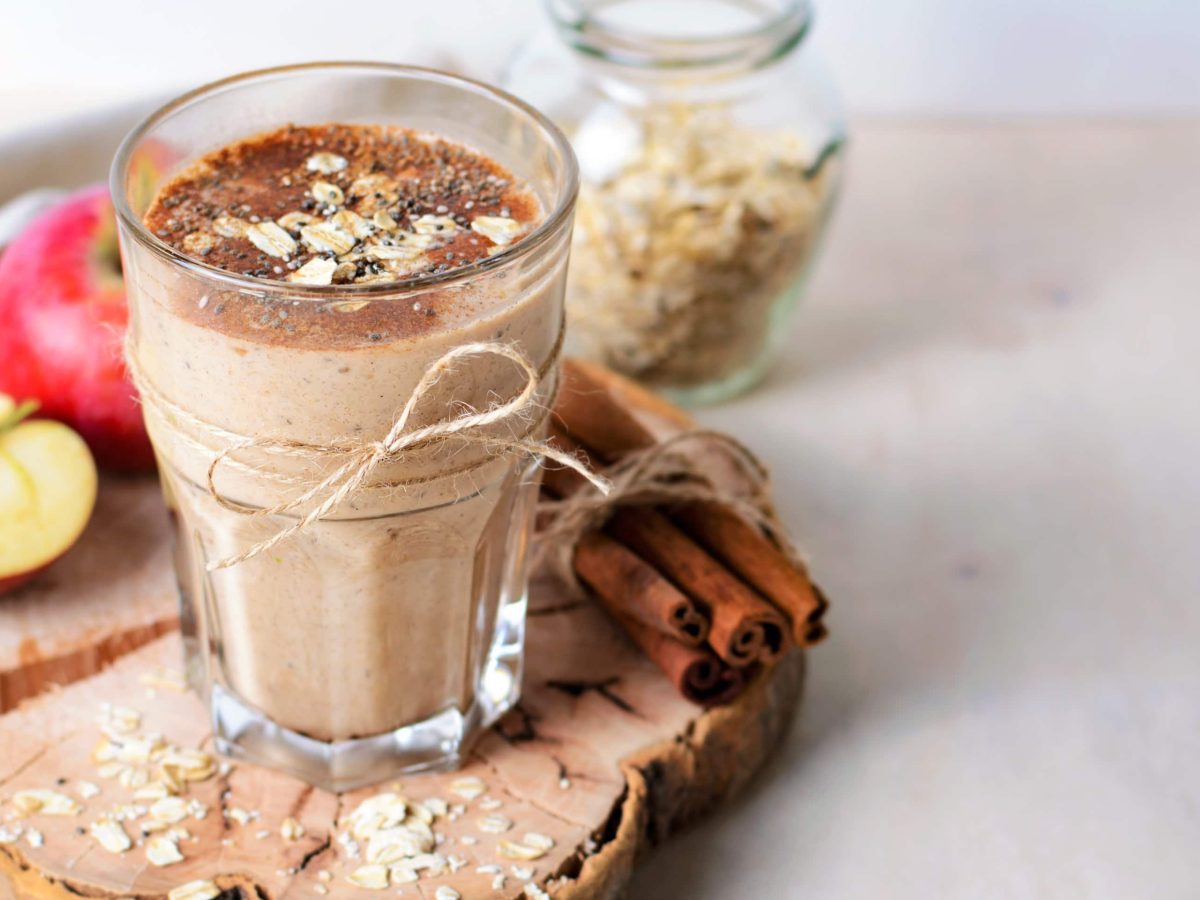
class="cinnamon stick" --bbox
[607,508,788,668]
[545,421,789,667]
[574,532,709,647]
[556,360,660,460]
[543,426,710,648]
[557,358,827,646]
[617,615,748,707]
[670,503,828,646]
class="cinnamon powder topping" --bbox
[145,124,540,286]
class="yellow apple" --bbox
[0,394,98,595]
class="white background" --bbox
[3,0,1200,135]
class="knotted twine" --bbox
[534,429,807,591]
[124,335,611,571]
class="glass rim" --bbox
[110,61,580,299]
[547,0,812,70]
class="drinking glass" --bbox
[111,63,578,790]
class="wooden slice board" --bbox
[0,366,807,899]
[0,478,178,712]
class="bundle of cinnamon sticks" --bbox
[543,360,828,707]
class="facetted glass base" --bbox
[204,593,526,793]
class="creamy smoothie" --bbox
[129,124,564,749]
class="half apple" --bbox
[0,394,98,595]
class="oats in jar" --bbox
[566,103,841,393]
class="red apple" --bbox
[0,395,98,595]
[0,184,154,472]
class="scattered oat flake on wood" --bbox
[448,775,486,800]
[11,789,81,816]
[146,834,184,866]
[168,880,220,900]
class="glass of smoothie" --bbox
[111,63,579,790]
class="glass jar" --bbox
[112,64,578,790]
[503,0,846,405]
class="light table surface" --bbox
[631,120,1200,898]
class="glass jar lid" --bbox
[547,0,811,71]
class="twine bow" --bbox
[126,337,610,571]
